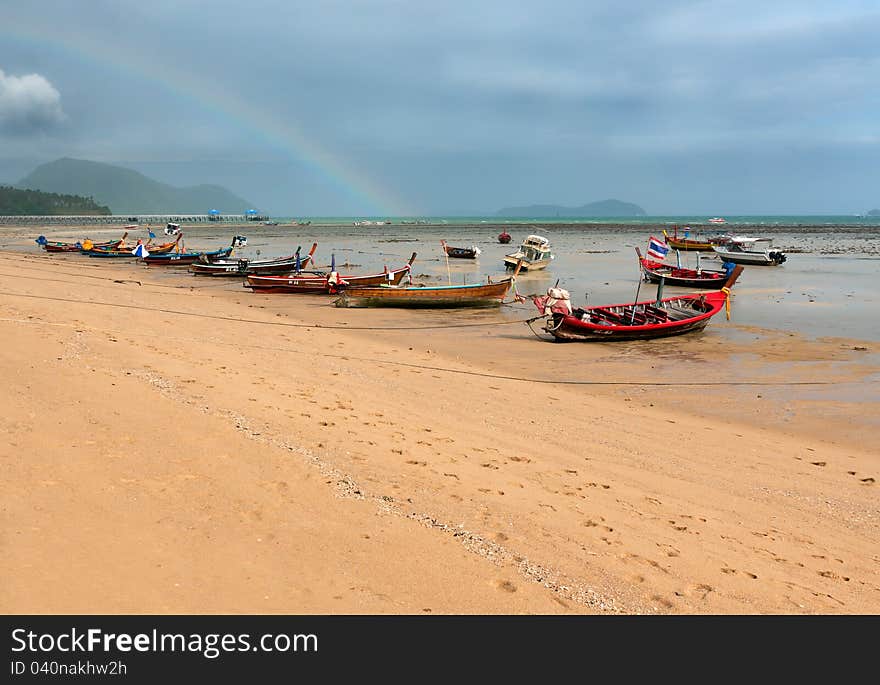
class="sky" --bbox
[1,1,878,215]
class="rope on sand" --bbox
[0,309,836,387]
[0,291,534,330]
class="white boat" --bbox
[708,217,727,224]
[503,234,554,271]
[712,236,786,265]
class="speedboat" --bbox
[712,237,786,265]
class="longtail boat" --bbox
[190,243,318,276]
[36,231,128,253]
[140,236,245,265]
[84,234,182,257]
[636,247,734,289]
[712,237,786,265]
[441,240,481,259]
[662,227,731,251]
[245,253,417,294]
[532,266,743,341]
[335,277,514,308]
[141,246,233,265]
[335,260,519,308]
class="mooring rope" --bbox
[0,291,534,330]
[0,315,837,386]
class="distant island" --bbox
[17,158,251,214]
[867,209,880,216]
[0,185,111,215]
[496,199,646,217]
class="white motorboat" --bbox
[712,236,786,265]
[503,234,554,271]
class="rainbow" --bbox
[2,28,410,215]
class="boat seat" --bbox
[664,305,697,320]
[591,307,624,324]
[643,305,669,322]
[621,307,649,325]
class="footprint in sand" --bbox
[496,580,517,593]
[687,583,714,600]
[657,543,680,558]
[810,461,827,467]
[818,570,851,581]
[650,595,674,609]
[405,460,427,466]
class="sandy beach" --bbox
[1,234,878,614]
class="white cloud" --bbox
[0,68,66,134]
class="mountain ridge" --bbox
[18,158,252,214]
[496,199,646,217]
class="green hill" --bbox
[496,199,646,217]
[0,185,111,215]
[18,158,251,214]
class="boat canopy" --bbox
[523,234,550,247]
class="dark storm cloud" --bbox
[1,1,878,213]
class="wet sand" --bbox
[1,231,878,614]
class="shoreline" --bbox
[1,248,878,614]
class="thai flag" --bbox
[132,243,150,258]
[646,236,669,261]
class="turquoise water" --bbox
[12,220,880,340]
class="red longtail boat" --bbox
[532,266,743,341]
[636,247,734,289]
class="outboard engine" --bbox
[769,251,786,265]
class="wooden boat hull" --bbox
[245,257,415,294]
[548,311,714,341]
[642,270,728,288]
[664,236,715,251]
[336,279,512,308]
[44,239,121,253]
[662,229,730,252]
[442,243,479,259]
[498,233,512,244]
[534,266,742,342]
[191,243,318,276]
[638,255,730,289]
[190,254,311,276]
[40,232,128,253]
[141,247,232,265]
[85,237,181,257]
